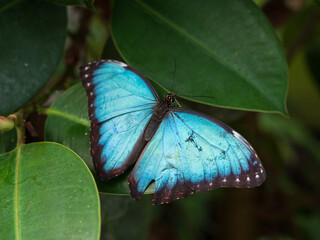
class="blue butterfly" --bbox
[80,60,266,205]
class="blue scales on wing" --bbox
[80,60,159,180]
[129,108,266,205]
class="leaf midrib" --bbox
[15,146,21,240]
[45,108,90,127]
[134,0,280,110]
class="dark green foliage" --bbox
[0,0,319,239]
[0,0,67,116]
[112,0,288,114]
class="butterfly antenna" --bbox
[178,95,215,100]
[171,58,176,93]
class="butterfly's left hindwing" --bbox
[80,60,159,180]
[129,108,266,205]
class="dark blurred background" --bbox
[24,0,320,239]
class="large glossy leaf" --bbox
[0,142,100,239]
[44,83,155,194]
[111,0,288,114]
[0,0,67,116]
[44,84,91,167]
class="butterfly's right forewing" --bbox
[80,60,159,180]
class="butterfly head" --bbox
[165,93,176,105]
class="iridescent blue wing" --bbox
[80,60,159,180]
[129,108,266,205]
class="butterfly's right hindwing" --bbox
[80,60,158,180]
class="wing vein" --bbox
[108,123,141,171]
[103,110,153,134]
[171,114,193,188]
[173,112,225,152]
[135,133,162,184]
[114,82,157,102]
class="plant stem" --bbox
[15,112,25,146]
[37,105,49,115]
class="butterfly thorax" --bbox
[143,94,175,141]
[164,93,176,104]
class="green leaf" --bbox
[0,129,17,154]
[111,0,288,114]
[45,0,95,10]
[0,142,100,239]
[44,84,91,168]
[0,0,67,116]
[44,83,155,194]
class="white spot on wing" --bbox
[232,130,242,140]
[87,83,91,87]
[117,62,127,67]
[84,74,89,78]
[108,60,127,67]
[246,176,250,181]
[84,66,89,70]
[235,178,240,183]
[222,178,227,183]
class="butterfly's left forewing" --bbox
[129,108,266,205]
